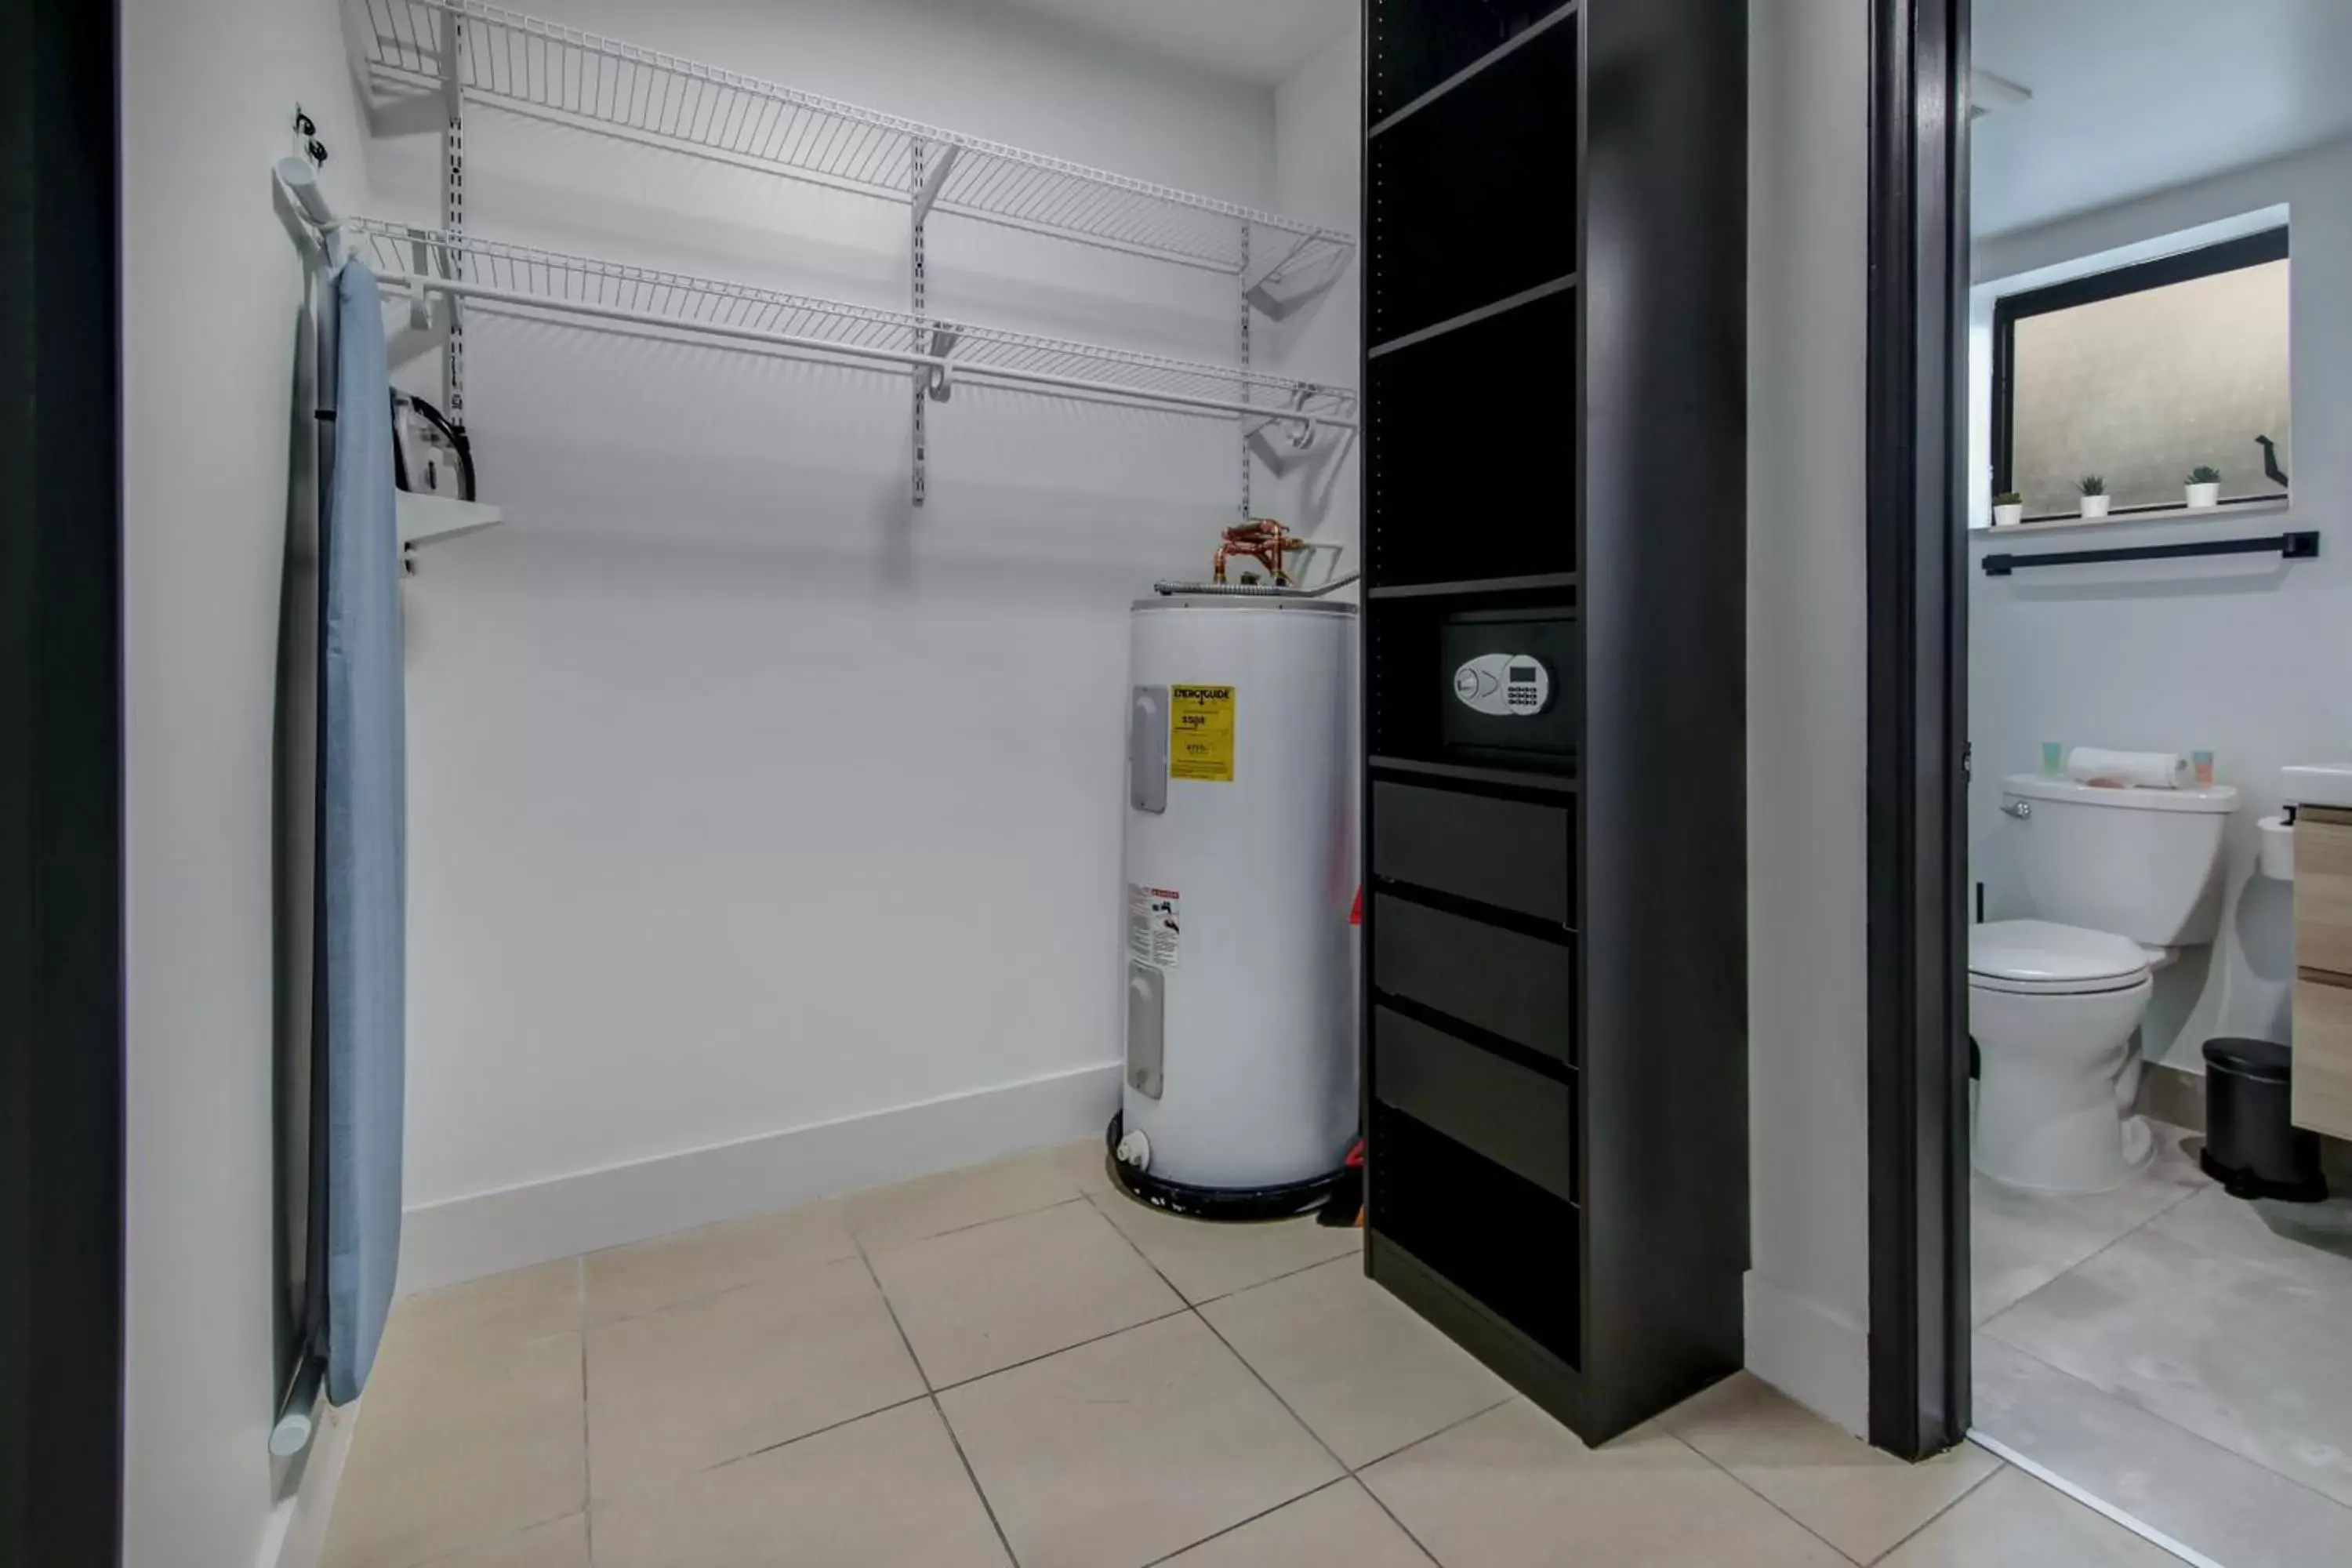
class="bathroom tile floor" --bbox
[1973,1120,2352,1567]
[327,1138,2175,1568]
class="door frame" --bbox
[1864,0,1973,1461]
[0,0,128,1559]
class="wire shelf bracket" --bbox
[347,0,1356,289]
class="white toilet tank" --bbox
[2000,774,2238,947]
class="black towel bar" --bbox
[1980,529,2319,577]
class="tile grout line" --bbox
[926,1307,1196,1396]
[575,1250,865,1333]
[1979,1187,2204,1336]
[855,1190,1094,1253]
[397,1508,590,1568]
[1181,1301,1445,1567]
[564,1189,1184,1538]
[859,1185,1194,1393]
[1860,1454,2007,1566]
[1088,1204,1444,1564]
[1345,1404,1509,1568]
[1972,1132,2212,1325]
[715,1391,936,1472]
[1976,1330,2352,1521]
[1083,1187,1363,1307]
[1348,1396,1512,1472]
[930,1387,1025,1568]
[1190,1303,1351,1473]
[1185,1242,1368,1308]
[1334,1470,1444,1566]
[575,1254,595,1564]
[853,1232,1024,1568]
[597,1247,932,1494]
[1129,1475,1357,1568]
[1639,1421,1880,1567]
[1968,1430,2226,1568]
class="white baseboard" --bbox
[397,1062,1123,1294]
[1744,1272,1870,1439]
[258,1398,357,1568]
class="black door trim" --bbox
[1864,0,1972,1461]
[0,0,127,1559]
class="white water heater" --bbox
[1115,593,1359,1210]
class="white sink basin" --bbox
[2284,761,2352,809]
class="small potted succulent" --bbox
[2185,466,2223,509]
[2078,474,2111,519]
[1993,490,2025,528]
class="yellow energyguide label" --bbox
[1167,684,1236,782]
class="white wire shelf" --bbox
[347,219,1359,429]
[349,0,1356,284]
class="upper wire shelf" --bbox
[350,0,1356,284]
[346,218,1358,429]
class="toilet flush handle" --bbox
[2001,800,2032,820]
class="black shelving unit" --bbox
[1360,0,1749,1446]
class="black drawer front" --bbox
[1372,894,1574,1062]
[1370,1,1576,125]
[1373,782,1572,924]
[1367,17,1577,347]
[1375,1006,1573,1201]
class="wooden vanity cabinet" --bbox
[2293,805,2352,1137]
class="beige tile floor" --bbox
[326,1139,2171,1568]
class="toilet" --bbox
[1971,773,2238,1193]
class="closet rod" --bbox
[368,267,1360,431]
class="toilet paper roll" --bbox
[2065,747,2190,790]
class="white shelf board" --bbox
[397,491,503,550]
[349,219,1359,428]
[348,0,1355,282]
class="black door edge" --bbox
[1864,0,1973,1461]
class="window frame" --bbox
[1991,225,2290,520]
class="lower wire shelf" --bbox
[345,219,1358,430]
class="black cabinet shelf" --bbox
[1367,572,1581,601]
[1359,0,1748,1448]
[1367,754,1578,794]
[1369,1,1581,132]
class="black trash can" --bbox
[2200,1037,2328,1202]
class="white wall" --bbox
[376,0,1361,1283]
[1744,0,1873,1437]
[1267,21,1363,572]
[1969,136,2352,1070]
[120,1,370,1564]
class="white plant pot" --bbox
[1993,503,2024,528]
[2079,495,2111,518]
[2186,482,2220,509]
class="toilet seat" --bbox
[1969,919,2150,996]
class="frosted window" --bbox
[2008,257,2289,516]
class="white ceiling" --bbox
[1973,0,2352,238]
[993,0,1355,88]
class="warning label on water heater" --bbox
[1127,884,1182,969]
[1167,684,1236,782]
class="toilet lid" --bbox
[1969,920,2150,993]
